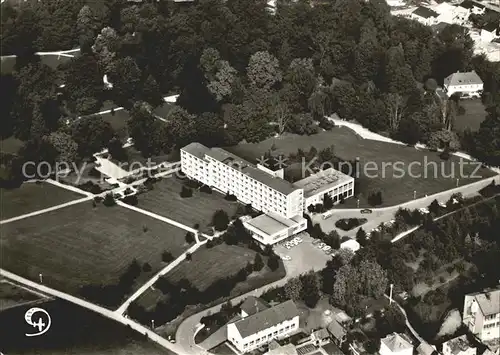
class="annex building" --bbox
[227,298,300,353]
[181,143,354,245]
[462,286,500,342]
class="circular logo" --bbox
[24,307,51,337]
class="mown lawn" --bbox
[454,99,487,132]
[166,244,257,291]
[227,127,496,207]
[137,243,285,310]
[0,182,84,221]
[0,281,40,311]
[137,178,240,231]
[0,202,188,295]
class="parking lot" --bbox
[273,233,331,278]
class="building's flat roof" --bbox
[245,213,303,236]
[182,142,209,159]
[182,143,298,195]
[293,168,353,198]
[232,300,299,338]
[444,71,483,87]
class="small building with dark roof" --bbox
[240,296,270,318]
[411,6,439,26]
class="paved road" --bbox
[0,269,187,354]
[384,294,426,344]
[0,196,91,225]
[313,174,500,238]
[175,234,329,354]
[116,235,209,315]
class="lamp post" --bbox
[356,199,360,209]
[39,273,43,283]
[413,190,416,199]
[151,319,155,329]
[389,284,394,305]
[456,178,459,187]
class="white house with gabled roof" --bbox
[463,286,500,342]
[443,71,484,98]
[380,333,414,355]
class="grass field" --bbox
[138,244,285,310]
[455,99,487,132]
[0,202,188,294]
[166,244,257,291]
[0,182,84,221]
[226,127,496,207]
[138,178,239,231]
[0,281,40,311]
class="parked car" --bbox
[322,245,332,252]
[293,237,303,243]
[312,239,321,245]
[280,255,291,261]
[418,207,430,214]
[317,242,326,248]
[360,209,372,214]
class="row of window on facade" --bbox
[240,324,295,349]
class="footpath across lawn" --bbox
[227,127,495,207]
[0,201,188,304]
[137,178,239,232]
[1,182,84,221]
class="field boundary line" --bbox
[116,200,203,235]
[115,240,206,315]
[0,268,185,355]
[0,196,91,225]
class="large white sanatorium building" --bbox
[181,143,354,244]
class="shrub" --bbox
[79,181,103,194]
[122,195,138,206]
[253,253,264,271]
[180,186,193,198]
[185,252,192,261]
[162,251,174,263]
[103,193,116,206]
[185,179,202,189]
[212,210,230,231]
[206,240,214,248]
[142,225,148,232]
[200,185,212,194]
[267,254,280,271]
[88,167,101,178]
[143,263,152,272]
[440,147,451,161]
[185,232,195,244]
[224,192,237,201]
[94,196,103,203]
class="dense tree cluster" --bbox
[1,0,499,187]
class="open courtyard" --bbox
[0,201,188,296]
[227,127,496,207]
[137,178,240,232]
[1,182,84,221]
